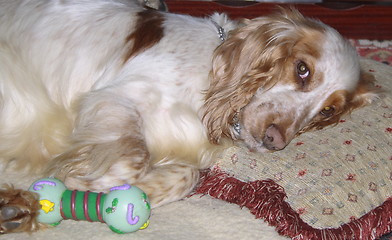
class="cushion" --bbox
[196,58,392,239]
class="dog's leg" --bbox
[134,163,200,207]
[57,133,151,192]
[69,160,200,207]
[44,90,151,190]
[0,186,41,234]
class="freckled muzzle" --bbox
[239,100,305,152]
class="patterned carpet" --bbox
[352,39,392,66]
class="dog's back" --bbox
[0,0,229,171]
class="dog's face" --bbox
[203,9,376,152]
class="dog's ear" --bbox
[202,21,280,144]
[202,27,271,144]
[202,8,318,144]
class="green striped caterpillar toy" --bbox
[28,178,151,234]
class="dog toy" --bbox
[28,178,151,234]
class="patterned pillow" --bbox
[196,59,392,239]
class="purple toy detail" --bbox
[110,184,131,192]
[33,180,57,191]
[126,204,139,225]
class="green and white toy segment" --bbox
[28,178,151,234]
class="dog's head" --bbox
[203,8,377,152]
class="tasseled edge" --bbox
[194,167,392,240]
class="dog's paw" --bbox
[0,186,41,234]
[0,206,24,232]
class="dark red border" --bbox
[166,1,392,40]
[195,168,392,240]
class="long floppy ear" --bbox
[202,8,321,144]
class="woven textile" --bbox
[352,40,392,65]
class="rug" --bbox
[352,40,392,65]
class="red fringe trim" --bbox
[195,168,392,240]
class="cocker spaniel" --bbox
[0,0,376,233]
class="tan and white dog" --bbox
[0,0,375,233]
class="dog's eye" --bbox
[296,61,310,88]
[297,61,310,79]
[320,106,335,117]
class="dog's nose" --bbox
[263,124,286,151]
